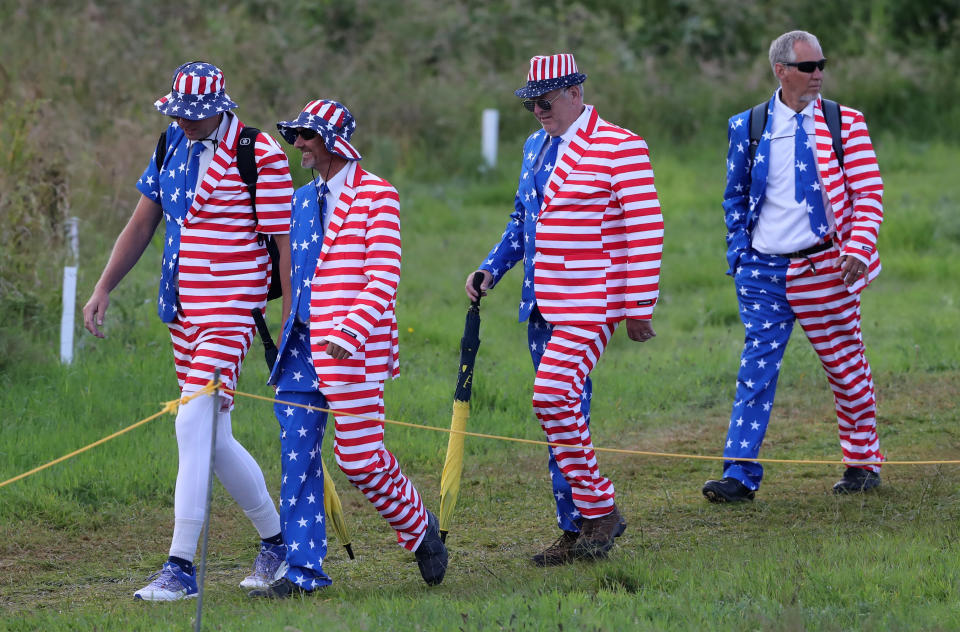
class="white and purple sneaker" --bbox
[239,542,286,589]
[134,561,198,602]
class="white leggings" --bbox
[169,393,280,562]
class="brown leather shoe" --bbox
[573,504,625,560]
[531,531,579,567]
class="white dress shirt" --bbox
[752,91,834,254]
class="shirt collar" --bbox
[317,160,352,196]
[188,112,230,153]
[775,88,818,120]
[557,104,592,143]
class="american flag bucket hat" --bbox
[514,53,587,98]
[276,99,362,161]
[154,61,237,120]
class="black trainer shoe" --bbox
[414,510,448,586]
[832,467,881,494]
[702,477,756,503]
[247,577,311,599]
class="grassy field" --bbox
[1,137,958,631]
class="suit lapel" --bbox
[187,113,238,222]
[540,106,598,215]
[812,98,844,229]
[318,161,359,263]
[748,94,776,217]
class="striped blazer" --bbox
[533,106,664,325]
[309,162,401,383]
[138,112,292,326]
[723,95,884,293]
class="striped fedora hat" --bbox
[276,99,361,161]
[514,53,587,98]
[154,61,237,120]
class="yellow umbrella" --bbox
[438,275,484,541]
[321,456,354,558]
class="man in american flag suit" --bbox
[82,61,292,601]
[465,53,663,566]
[255,99,447,593]
[702,31,885,503]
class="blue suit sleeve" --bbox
[723,114,753,275]
[478,191,525,286]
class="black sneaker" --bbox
[414,511,448,586]
[832,467,881,494]
[702,478,756,503]
[247,577,311,599]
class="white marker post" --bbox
[59,216,79,364]
[481,108,499,169]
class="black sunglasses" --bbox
[294,128,318,140]
[521,90,566,112]
[783,58,827,73]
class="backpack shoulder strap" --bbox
[237,126,260,218]
[821,99,844,168]
[154,130,168,171]
[748,102,767,162]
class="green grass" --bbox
[1,139,959,631]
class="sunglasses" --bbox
[783,58,827,73]
[521,90,566,112]
[294,128,319,140]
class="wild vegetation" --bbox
[1,1,958,630]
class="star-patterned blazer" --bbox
[723,93,884,293]
[267,176,329,392]
[137,112,292,326]
[482,106,663,326]
[306,162,401,384]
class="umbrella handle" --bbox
[471,272,484,308]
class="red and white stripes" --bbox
[167,314,254,412]
[786,247,882,468]
[527,54,579,82]
[532,322,617,518]
[321,381,428,551]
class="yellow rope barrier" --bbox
[2,381,958,490]
[224,387,960,467]
[0,383,217,489]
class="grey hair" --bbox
[768,30,821,74]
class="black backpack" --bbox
[748,98,844,168]
[154,126,283,301]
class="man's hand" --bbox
[82,287,111,338]
[839,255,867,286]
[626,318,656,343]
[464,269,493,302]
[317,339,351,360]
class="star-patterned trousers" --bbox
[532,320,617,519]
[274,390,332,590]
[527,308,593,532]
[320,381,429,552]
[167,313,254,412]
[722,246,883,490]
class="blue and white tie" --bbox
[534,136,560,202]
[794,112,829,238]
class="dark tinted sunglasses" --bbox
[521,91,565,112]
[783,58,827,73]
[295,128,319,140]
